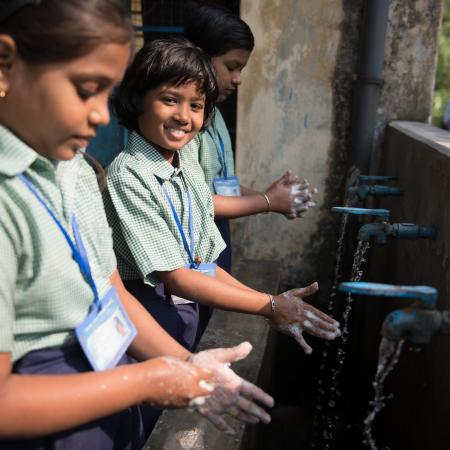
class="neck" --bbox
[158,147,179,167]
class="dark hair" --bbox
[184,1,254,57]
[0,0,132,64]
[114,37,218,132]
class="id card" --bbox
[172,263,217,305]
[76,287,137,371]
[213,176,241,196]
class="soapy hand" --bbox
[188,342,274,435]
[264,171,318,219]
[144,356,214,408]
[269,282,341,354]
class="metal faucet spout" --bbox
[357,222,437,243]
[348,184,402,201]
[382,309,442,344]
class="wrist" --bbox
[261,192,271,213]
[260,292,276,318]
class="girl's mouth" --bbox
[165,127,190,139]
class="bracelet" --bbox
[262,192,271,212]
[267,294,275,313]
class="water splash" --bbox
[363,338,405,450]
[310,212,349,449]
[319,240,371,450]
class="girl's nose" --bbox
[173,104,189,124]
[232,71,242,86]
[88,100,110,128]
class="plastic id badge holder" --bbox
[213,176,241,196]
[171,263,217,305]
[76,287,137,372]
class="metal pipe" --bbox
[350,0,390,173]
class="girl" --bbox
[0,1,273,448]
[105,37,341,357]
[182,1,318,272]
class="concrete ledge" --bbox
[145,259,280,450]
[389,121,450,157]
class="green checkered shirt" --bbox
[0,126,116,362]
[104,131,226,286]
[182,108,236,193]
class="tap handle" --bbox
[359,175,397,183]
[338,282,438,308]
[332,207,390,221]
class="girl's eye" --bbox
[163,96,177,104]
[191,103,204,112]
[76,83,99,100]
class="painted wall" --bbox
[232,0,442,297]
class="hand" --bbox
[265,171,318,218]
[188,342,274,435]
[268,283,341,354]
[283,178,318,220]
[143,356,214,408]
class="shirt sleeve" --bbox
[0,219,18,353]
[106,167,187,281]
[78,160,117,280]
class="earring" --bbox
[0,90,6,98]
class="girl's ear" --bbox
[0,34,18,95]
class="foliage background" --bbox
[432,1,450,126]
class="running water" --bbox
[327,212,350,314]
[310,211,350,448]
[320,240,371,450]
[363,338,405,450]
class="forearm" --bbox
[110,270,191,361]
[239,185,259,196]
[158,268,272,316]
[215,266,259,293]
[213,193,268,219]
[0,355,154,437]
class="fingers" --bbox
[302,315,341,340]
[198,408,236,436]
[238,379,275,408]
[235,396,271,424]
[304,304,340,327]
[290,325,313,354]
[286,282,319,299]
[209,341,253,364]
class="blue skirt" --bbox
[0,344,145,450]
[215,217,232,273]
[123,280,204,352]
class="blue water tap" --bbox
[338,282,450,344]
[332,207,390,221]
[358,222,437,244]
[348,184,402,201]
[338,282,437,308]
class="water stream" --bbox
[318,240,371,449]
[310,212,349,448]
[363,338,405,450]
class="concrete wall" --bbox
[356,122,450,450]
[232,0,442,296]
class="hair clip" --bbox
[0,0,42,24]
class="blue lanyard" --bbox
[18,174,101,309]
[159,177,197,268]
[206,128,228,179]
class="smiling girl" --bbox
[105,37,341,359]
